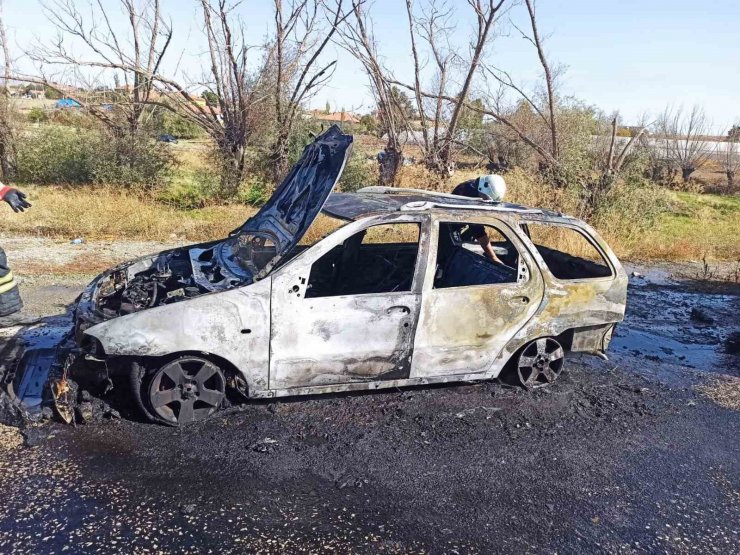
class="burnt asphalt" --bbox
[0,271,738,554]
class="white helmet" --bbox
[477,174,506,201]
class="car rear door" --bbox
[410,215,544,378]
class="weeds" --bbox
[3,136,739,263]
[0,185,254,242]
[15,126,172,188]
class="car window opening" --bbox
[434,222,520,289]
[305,223,421,298]
[524,223,612,280]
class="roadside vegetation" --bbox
[0,0,736,263]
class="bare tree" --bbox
[723,123,740,189]
[404,0,451,172]
[337,0,406,186]
[176,0,272,193]
[35,0,274,194]
[269,0,347,181]
[0,0,17,179]
[35,0,172,140]
[656,105,714,182]
[477,0,560,171]
[400,0,505,176]
[391,0,567,176]
[583,115,647,215]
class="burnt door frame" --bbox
[410,213,545,378]
[268,213,431,390]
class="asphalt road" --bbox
[0,267,738,554]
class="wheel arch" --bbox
[497,331,571,385]
[118,350,252,396]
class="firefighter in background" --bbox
[451,174,507,264]
[0,183,35,327]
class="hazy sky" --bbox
[4,0,738,129]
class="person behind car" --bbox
[0,183,37,328]
[451,174,507,264]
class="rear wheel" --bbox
[516,337,565,389]
[143,357,226,426]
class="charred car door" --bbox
[411,215,544,377]
[269,215,430,390]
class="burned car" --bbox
[72,126,627,425]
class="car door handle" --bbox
[387,305,411,314]
[508,296,530,305]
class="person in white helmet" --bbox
[451,174,507,264]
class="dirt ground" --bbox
[0,239,738,554]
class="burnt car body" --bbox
[72,126,627,425]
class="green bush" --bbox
[27,107,48,124]
[593,176,671,245]
[16,126,173,188]
[92,134,173,189]
[154,109,203,140]
[236,175,272,206]
[16,127,96,184]
[158,167,221,209]
[338,150,375,192]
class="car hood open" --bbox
[229,124,353,276]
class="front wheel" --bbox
[516,337,565,389]
[143,356,226,426]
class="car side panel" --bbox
[84,279,272,393]
[488,220,628,374]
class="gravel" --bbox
[0,243,738,553]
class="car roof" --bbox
[322,187,564,222]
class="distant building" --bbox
[307,109,360,125]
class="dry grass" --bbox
[3,172,739,263]
[696,376,740,410]
[16,254,122,276]
[0,186,255,242]
[633,193,740,260]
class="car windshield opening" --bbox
[225,233,280,275]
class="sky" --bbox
[4,0,738,129]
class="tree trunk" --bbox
[0,106,16,180]
[0,137,12,180]
[219,145,246,197]
[728,170,736,190]
[271,133,290,184]
[378,146,402,187]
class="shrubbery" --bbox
[152,109,203,140]
[338,150,375,192]
[27,107,47,124]
[16,127,97,184]
[16,126,172,188]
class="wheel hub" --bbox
[181,382,198,400]
[148,358,226,425]
[516,338,565,389]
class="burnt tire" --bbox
[515,337,565,389]
[128,361,156,423]
[139,357,226,426]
